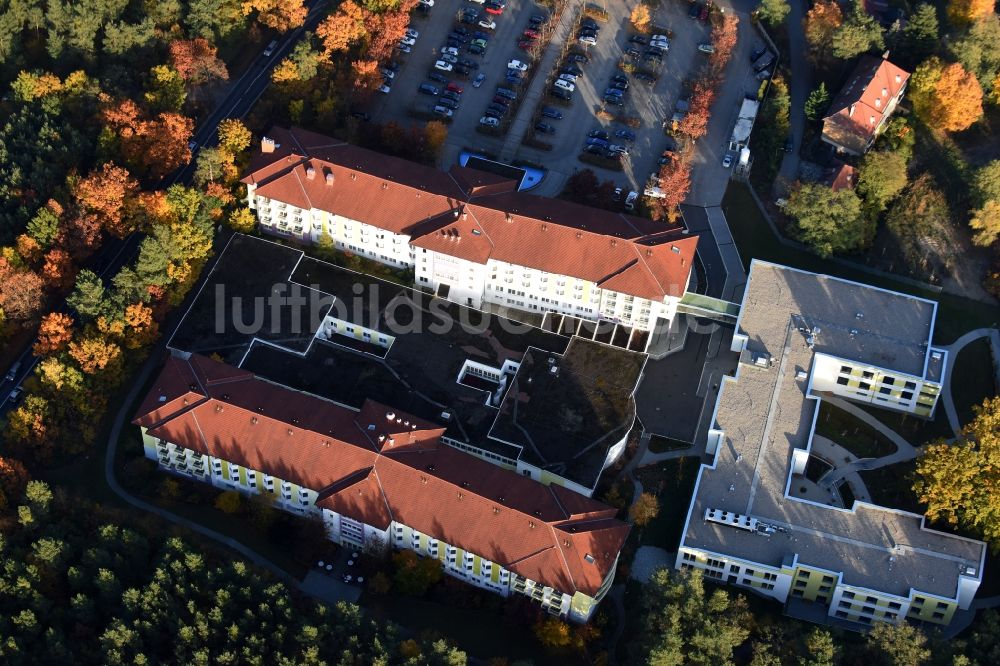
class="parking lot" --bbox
[370,0,768,207]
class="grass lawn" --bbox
[722,183,1000,345]
[858,460,922,515]
[862,404,955,447]
[951,337,997,424]
[647,435,692,453]
[634,457,701,550]
[814,402,896,459]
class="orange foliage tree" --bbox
[34,312,75,356]
[804,0,844,62]
[41,248,76,289]
[710,14,739,76]
[74,163,140,238]
[0,456,29,511]
[102,99,195,179]
[351,59,382,90]
[169,38,230,85]
[679,83,715,140]
[317,1,368,53]
[947,0,995,27]
[8,396,57,463]
[911,58,984,132]
[68,335,124,378]
[242,0,307,32]
[653,153,692,221]
[0,257,45,325]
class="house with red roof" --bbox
[821,54,909,156]
[241,127,698,345]
[134,354,629,622]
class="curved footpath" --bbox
[940,328,1000,438]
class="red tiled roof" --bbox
[242,127,696,303]
[823,55,909,153]
[134,355,628,597]
[827,163,857,192]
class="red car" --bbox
[446,82,464,93]
[523,28,540,39]
[517,39,533,51]
[485,2,504,15]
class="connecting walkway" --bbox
[939,327,1000,438]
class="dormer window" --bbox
[874,98,881,108]
[881,87,888,97]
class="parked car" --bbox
[472,72,486,87]
[550,87,571,100]
[484,108,503,120]
[699,3,709,20]
[433,106,453,118]
[517,39,533,51]
[578,28,597,39]
[604,94,624,106]
[750,46,768,62]
[379,83,391,94]
[635,71,657,84]
[480,116,499,127]
[784,136,794,153]
[381,68,395,80]
[722,153,733,168]
[586,137,609,148]
[540,106,563,119]
[529,13,547,25]
[603,87,623,97]
[495,87,517,100]
[448,31,469,43]
[487,103,508,115]
[447,82,464,94]
[629,34,648,45]
[485,1,504,15]
[508,59,529,71]
[418,83,440,95]
[614,128,636,142]
[399,36,416,47]
[460,58,479,70]
[554,79,575,92]
[492,95,510,106]
[608,144,629,155]
[434,60,453,72]
[584,144,606,156]
[625,47,641,59]
[610,80,628,91]
[588,129,609,140]
[644,50,663,61]
[418,0,433,5]
[454,64,472,76]
[8,386,23,405]
[611,73,628,85]
[395,43,411,53]
[479,18,496,29]
[581,18,600,31]
[428,72,449,84]
[689,2,702,19]
[441,91,461,103]
[754,56,775,73]
[461,11,479,24]
[558,73,577,83]
[473,31,491,40]
[624,191,638,211]
[523,28,540,39]
[698,43,715,54]
[612,187,623,202]
[405,28,419,39]
[471,38,488,49]
[468,43,485,55]
[566,53,589,64]
[755,69,772,81]
[438,97,459,110]
[578,34,597,46]
[562,65,583,77]
[535,122,556,134]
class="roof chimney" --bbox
[895,74,901,83]
[261,137,275,153]
[325,171,334,185]
[305,165,316,180]
[505,212,513,223]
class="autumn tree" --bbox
[227,208,257,233]
[909,57,984,132]
[914,396,1000,548]
[948,0,995,28]
[856,150,909,210]
[242,0,307,32]
[351,59,382,90]
[193,148,238,186]
[831,0,884,60]
[423,120,448,162]
[951,15,1000,94]
[630,4,651,32]
[217,119,252,155]
[169,38,230,86]
[0,456,29,511]
[679,83,715,140]
[0,258,45,325]
[26,204,61,249]
[786,182,866,257]
[804,82,830,120]
[102,100,195,180]
[8,395,57,462]
[34,312,75,356]
[391,549,442,596]
[969,200,1000,246]
[804,0,844,62]
[653,153,692,222]
[316,1,368,53]
[144,65,187,113]
[74,163,140,238]
[630,492,660,527]
[758,0,790,27]
[709,14,739,75]
[534,617,572,648]
[272,36,324,83]
[864,622,931,666]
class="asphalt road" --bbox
[0,1,329,414]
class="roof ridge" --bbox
[143,393,210,430]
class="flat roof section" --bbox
[682,261,984,601]
[491,339,646,489]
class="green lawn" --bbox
[951,337,997,424]
[722,183,1000,345]
[858,460,922,515]
[863,404,955,447]
[647,435,692,454]
[814,402,896,459]
[634,457,701,549]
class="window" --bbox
[840,365,852,374]
[819,585,831,593]
[837,377,850,386]
[842,591,855,600]
[859,382,871,391]
[932,611,945,620]
[905,381,917,390]
[795,580,808,589]
[883,377,895,386]
[797,570,810,578]
[729,564,740,573]
[792,588,804,597]
[822,575,834,584]
[901,391,914,400]
[866,596,877,604]
[862,371,874,379]
[888,602,901,610]
[936,601,949,610]
[879,386,892,395]
[835,610,848,619]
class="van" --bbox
[495,87,517,100]
[263,40,278,57]
[4,361,20,383]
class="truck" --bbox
[727,97,760,152]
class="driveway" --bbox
[775,0,809,194]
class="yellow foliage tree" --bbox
[214,490,243,514]
[969,200,1000,247]
[947,0,995,28]
[630,4,651,32]
[242,0,307,32]
[630,492,661,526]
[227,208,257,233]
[910,57,984,132]
[217,118,253,155]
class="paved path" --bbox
[775,0,810,194]
[943,595,1000,639]
[497,4,577,163]
[939,327,1000,437]
[815,395,918,488]
[810,435,870,504]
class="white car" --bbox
[399,36,417,47]
[579,35,597,46]
[558,73,577,83]
[480,116,499,127]
[651,35,669,43]
[405,28,419,39]
[553,78,575,92]
[379,83,391,94]
[624,191,638,211]
[395,44,411,53]
[508,59,529,72]
[381,68,395,80]
[442,47,459,57]
[722,154,733,168]
[468,0,485,3]
[434,60,454,72]
[479,18,496,29]
[433,105,454,117]
[418,0,433,6]
[440,52,458,63]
